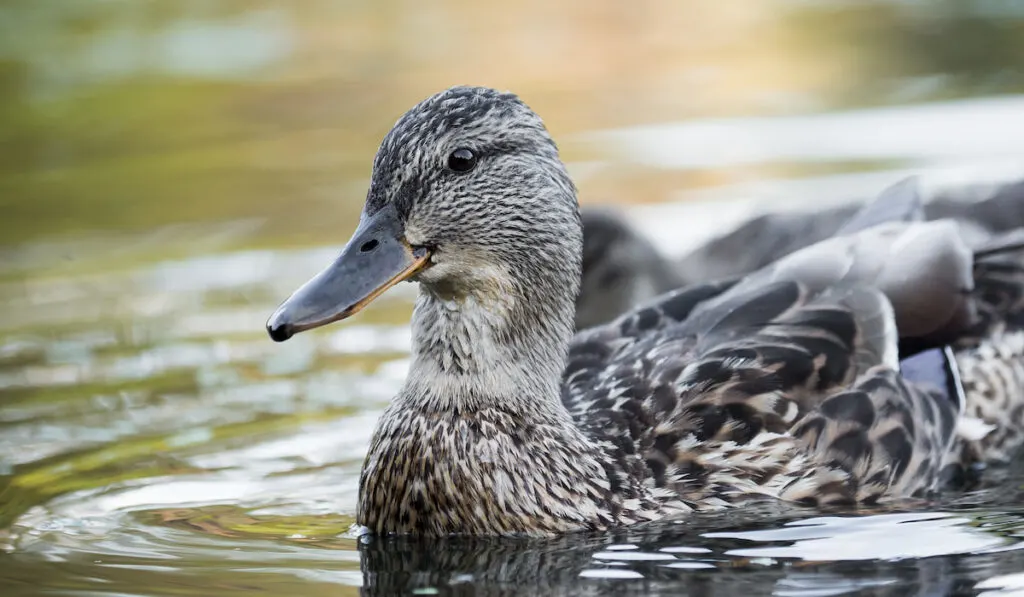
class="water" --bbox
[3,1,1024,595]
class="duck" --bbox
[576,176,1024,329]
[265,86,1024,536]
[577,207,687,332]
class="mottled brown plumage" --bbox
[266,86,1024,537]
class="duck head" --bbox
[267,86,581,343]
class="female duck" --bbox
[266,87,1024,536]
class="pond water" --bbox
[3,1,1024,596]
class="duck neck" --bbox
[362,267,622,535]
[401,268,577,419]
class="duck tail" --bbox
[954,329,1024,467]
[899,346,987,489]
[953,227,1024,467]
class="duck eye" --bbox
[447,148,476,173]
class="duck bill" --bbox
[266,205,430,342]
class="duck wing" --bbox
[569,174,937,381]
[961,228,1024,338]
[564,274,960,510]
[952,229,1024,464]
[564,275,739,409]
[709,176,973,349]
[928,177,1024,235]
[563,214,985,511]
[670,176,925,285]
[736,220,976,351]
[671,175,1024,288]
[834,176,924,235]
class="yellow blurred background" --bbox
[4,0,1023,265]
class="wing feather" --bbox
[835,176,924,235]
[562,275,955,505]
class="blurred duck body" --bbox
[577,175,1024,330]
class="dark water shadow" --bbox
[356,501,1024,596]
